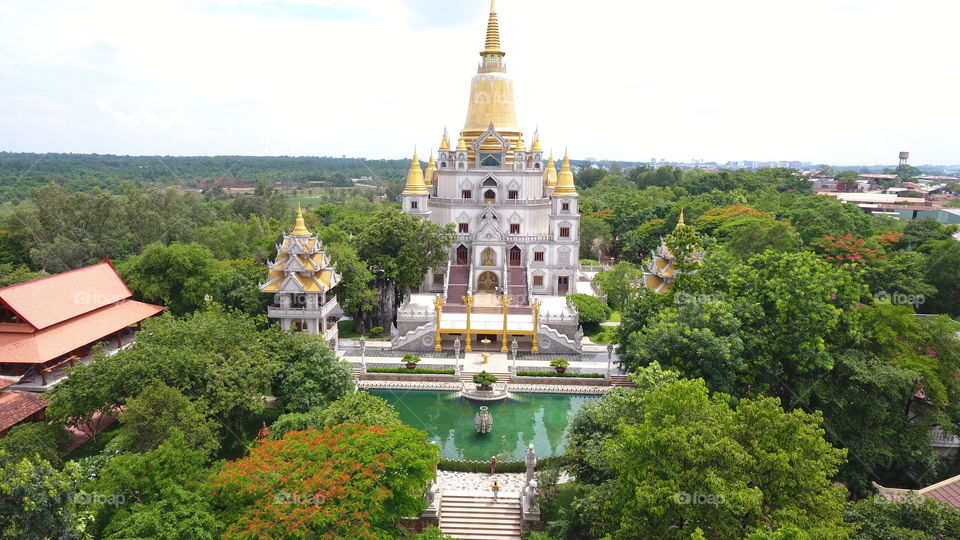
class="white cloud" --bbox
[0,0,956,164]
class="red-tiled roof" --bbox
[923,476,960,507]
[0,379,12,392]
[0,391,47,433]
[0,261,132,330]
[0,300,165,364]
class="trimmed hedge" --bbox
[367,368,455,375]
[515,371,606,378]
[438,454,571,472]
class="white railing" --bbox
[526,263,533,295]
[503,257,509,297]
[467,263,473,296]
[429,197,550,207]
[442,259,452,301]
[581,265,605,273]
[393,322,435,349]
[930,427,960,447]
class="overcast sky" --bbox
[0,0,957,165]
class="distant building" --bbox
[642,212,704,294]
[0,379,47,436]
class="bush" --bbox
[401,353,422,366]
[567,294,612,326]
[438,459,525,473]
[580,259,602,266]
[0,422,71,467]
[516,371,605,378]
[368,327,386,338]
[437,455,569,473]
[367,368,455,375]
[550,358,570,369]
[473,371,498,387]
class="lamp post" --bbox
[500,295,512,353]
[531,298,542,354]
[454,337,461,376]
[359,336,366,374]
[607,343,614,377]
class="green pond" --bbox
[368,390,600,461]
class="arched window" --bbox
[482,178,498,187]
[484,189,496,203]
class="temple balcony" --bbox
[268,297,338,320]
[931,427,960,449]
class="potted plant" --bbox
[473,371,497,391]
[551,358,570,374]
[402,353,422,370]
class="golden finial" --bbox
[531,130,542,152]
[424,151,437,188]
[457,134,469,151]
[676,209,686,230]
[292,204,311,236]
[483,0,501,54]
[402,149,428,195]
[545,152,558,188]
[553,149,578,196]
[439,129,450,151]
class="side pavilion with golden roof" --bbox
[260,207,342,345]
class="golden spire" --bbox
[553,149,578,196]
[530,130,542,152]
[463,0,518,135]
[675,209,686,230]
[439,129,450,151]
[424,151,437,188]
[483,0,501,55]
[292,204,311,236]
[545,153,558,189]
[402,149,428,195]
[457,134,469,151]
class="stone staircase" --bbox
[507,267,529,306]
[439,492,522,540]
[610,374,634,387]
[446,265,471,306]
[459,370,511,384]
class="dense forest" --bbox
[0,152,412,203]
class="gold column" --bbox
[463,294,474,352]
[433,296,444,352]
[500,294,512,353]
[531,298,542,354]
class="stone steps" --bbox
[440,493,522,540]
[610,375,634,387]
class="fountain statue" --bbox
[475,406,493,434]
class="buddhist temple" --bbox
[260,207,342,345]
[395,1,583,354]
[642,211,705,293]
[0,260,165,392]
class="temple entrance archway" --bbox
[477,271,499,293]
[509,246,522,266]
[456,245,468,265]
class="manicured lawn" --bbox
[338,319,388,341]
[584,324,619,345]
[609,311,622,323]
[541,482,579,522]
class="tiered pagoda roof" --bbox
[260,208,341,294]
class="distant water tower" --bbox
[899,152,910,166]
